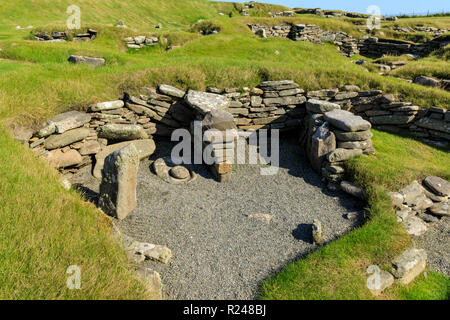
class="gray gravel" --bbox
[415,216,450,276]
[73,137,366,300]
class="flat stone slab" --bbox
[306,99,341,114]
[98,124,148,141]
[93,139,156,179]
[369,114,415,125]
[68,55,105,67]
[45,111,91,134]
[89,100,124,112]
[185,90,230,115]
[334,129,373,142]
[324,109,371,132]
[158,84,185,98]
[44,127,90,150]
[424,176,450,197]
[416,118,450,134]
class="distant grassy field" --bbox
[0,0,449,300]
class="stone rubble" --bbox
[124,35,160,49]
[33,28,97,42]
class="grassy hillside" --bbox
[0,1,449,300]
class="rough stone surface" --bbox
[99,143,140,220]
[202,109,236,131]
[430,201,449,217]
[44,128,90,150]
[324,109,371,132]
[90,100,124,112]
[68,55,105,67]
[135,267,163,299]
[185,90,230,115]
[306,99,341,114]
[98,124,148,141]
[48,111,91,134]
[334,130,373,142]
[44,149,82,168]
[392,248,427,285]
[403,216,428,236]
[158,84,186,98]
[423,176,450,197]
[327,148,363,162]
[340,181,365,199]
[93,139,156,179]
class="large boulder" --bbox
[392,248,427,285]
[93,139,156,179]
[44,128,90,150]
[98,143,139,220]
[185,90,230,115]
[324,109,371,132]
[98,124,148,141]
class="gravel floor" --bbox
[415,217,450,276]
[106,137,364,300]
[70,135,450,299]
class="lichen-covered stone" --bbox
[98,143,140,220]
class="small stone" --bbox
[79,140,101,155]
[340,181,365,199]
[327,148,363,162]
[429,201,449,217]
[170,166,190,180]
[392,248,427,285]
[135,243,172,264]
[89,100,124,112]
[403,216,428,236]
[68,55,105,67]
[248,213,273,224]
[158,84,185,98]
[312,219,323,245]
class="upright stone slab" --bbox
[392,248,427,285]
[99,144,139,220]
[309,122,336,173]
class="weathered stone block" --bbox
[99,143,140,220]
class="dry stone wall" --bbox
[33,28,98,42]
[248,23,450,58]
[19,81,449,185]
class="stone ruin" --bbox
[15,80,450,220]
[248,23,450,58]
[123,35,160,50]
[33,28,98,42]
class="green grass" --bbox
[260,130,450,300]
[0,127,149,299]
[0,0,449,300]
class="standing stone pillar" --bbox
[99,143,139,220]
